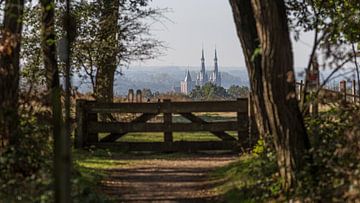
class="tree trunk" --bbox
[40,0,71,201]
[0,0,24,147]
[250,0,310,190]
[95,0,119,103]
[229,0,271,140]
[230,0,311,190]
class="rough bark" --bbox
[40,0,71,201]
[229,0,271,139]
[63,0,72,152]
[230,0,311,190]
[250,0,310,190]
[0,0,24,147]
[95,0,119,103]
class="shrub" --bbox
[297,104,360,201]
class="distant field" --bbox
[116,132,238,142]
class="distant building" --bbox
[180,70,195,95]
[180,47,222,95]
[209,49,221,86]
[172,86,181,93]
[196,47,221,87]
[196,48,208,86]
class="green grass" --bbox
[72,149,131,202]
[116,131,238,142]
[211,154,281,203]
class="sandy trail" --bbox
[100,153,237,202]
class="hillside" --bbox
[75,66,250,95]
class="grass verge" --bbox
[72,148,128,202]
[211,153,282,203]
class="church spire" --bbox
[212,47,221,86]
[201,47,206,72]
[201,47,205,63]
[214,47,218,72]
[199,46,207,85]
[184,69,192,82]
[214,47,218,61]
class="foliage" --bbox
[0,113,53,202]
[72,0,166,92]
[190,83,226,100]
[287,0,360,44]
[142,88,153,100]
[190,83,249,100]
[20,3,45,94]
[287,0,360,85]
[213,147,281,203]
[212,105,360,202]
[0,112,109,202]
[227,85,249,99]
[296,105,360,201]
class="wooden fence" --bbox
[75,98,253,152]
[297,80,360,103]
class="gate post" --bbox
[339,80,347,104]
[136,89,143,103]
[352,80,356,103]
[75,99,86,148]
[237,98,249,147]
[163,99,173,143]
[247,94,257,147]
[298,80,303,101]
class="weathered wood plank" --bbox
[180,113,238,141]
[87,112,98,143]
[89,121,243,133]
[91,141,240,152]
[75,100,86,148]
[100,113,159,142]
[163,99,173,143]
[85,100,248,113]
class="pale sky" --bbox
[137,0,314,70]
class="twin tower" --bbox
[180,48,222,95]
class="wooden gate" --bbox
[75,98,253,152]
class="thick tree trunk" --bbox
[229,0,271,139]
[230,0,311,190]
[40,0,71,201]
[95,0,119,103]
[0,0,24,147]
[250,0,310,190]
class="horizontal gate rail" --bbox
[85,100,248,113]
[88,121,246,133]
[91,141,239,152]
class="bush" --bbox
[214,140,282,202]
[0,112,108,202]
[0,112,53,202]
[297,105,360,201]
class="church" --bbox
[180,48,222,95]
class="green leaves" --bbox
[251,47,261,62]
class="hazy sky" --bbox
[137,0,314,70]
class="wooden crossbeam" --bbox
[86,100,248,113]
[89,121,240,133]
[100,113,158,142]
[91,141,239,152]
[180,113,237,141]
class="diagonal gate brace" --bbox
[100,113,159,142]
[180,113,236,141]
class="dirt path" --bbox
[100,153,237,202]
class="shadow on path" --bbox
[100,153,237,202]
